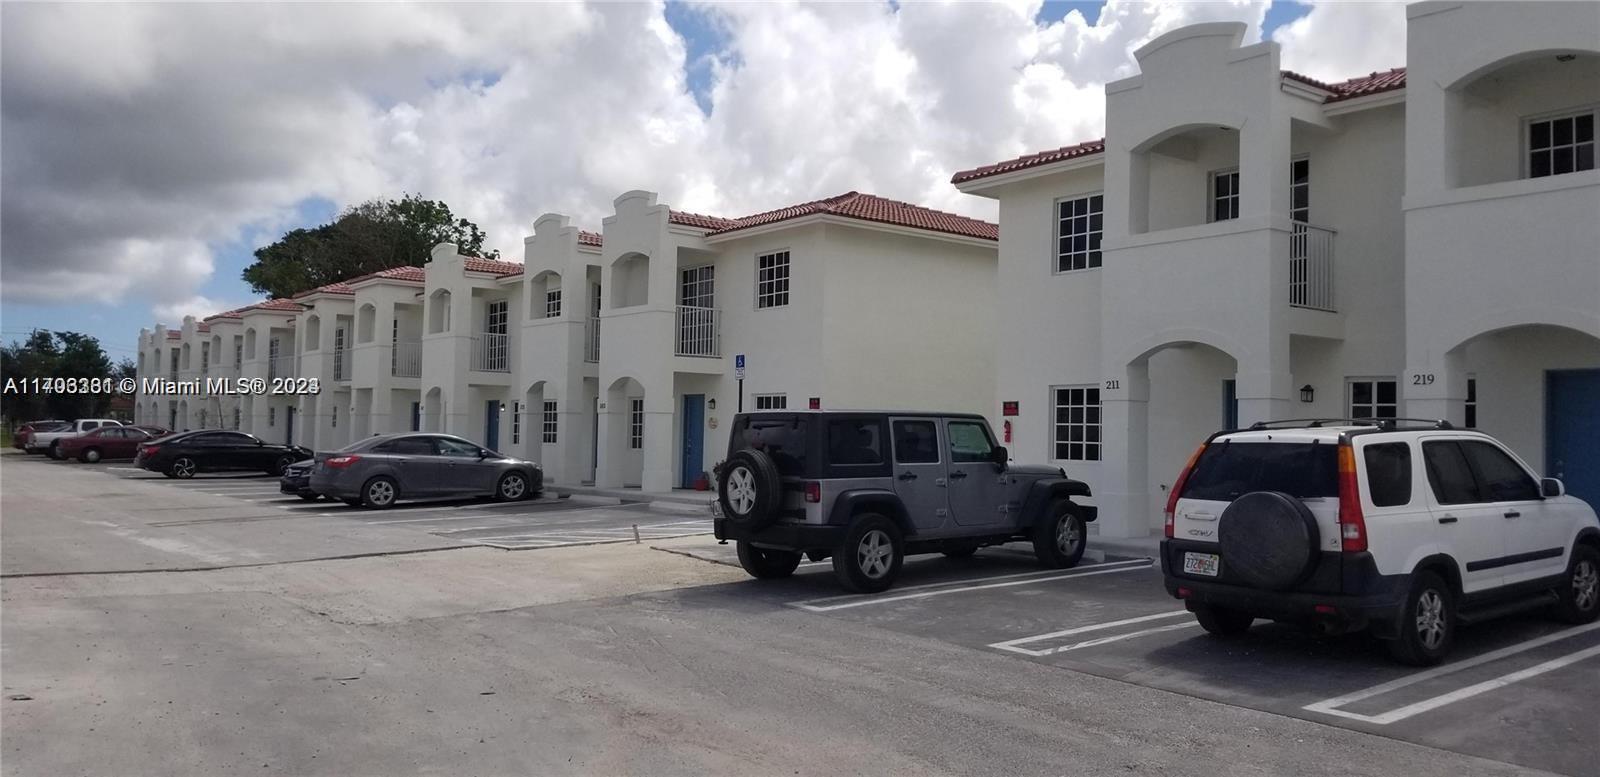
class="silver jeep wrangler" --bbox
[713,410,1098,592]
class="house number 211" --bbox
[1104,379,1121,390]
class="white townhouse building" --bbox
[135,190,1000,493]
[952,1,1600,538]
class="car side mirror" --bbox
[1542,478,1565,498]
[478,449,490,459]
[991,445,1009,468]
[256,440,265,446]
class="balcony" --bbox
[391,341,422,378]
[585,317,600,363]
[333,348,350,381]
[473,332,510,372]
[268,355,295,380]
[675,306,721,358]
[1289,222,1336,312]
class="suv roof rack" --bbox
[1245,418,1454,432]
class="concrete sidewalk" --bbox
[552,483,715,513]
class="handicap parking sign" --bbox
[735,354,746,379]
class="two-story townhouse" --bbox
[418,246,527,449]
[345,265,428,440]
[954,4,1598,538]
[290,281,359,451]
[236,299,306,445]
[198,308,247,431]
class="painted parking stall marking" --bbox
[988,610,1194,656]
[788,558,1153,612]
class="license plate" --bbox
[1183,552,1220,577]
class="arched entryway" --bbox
[423,387,444,433]
[600,376,646,488]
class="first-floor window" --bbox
[629,399,644,449]
[543,400,558,444]
[1465,377,1477,429]
[1349,378,1398,420]
[511,401,521,444]
[1052,386,1101,462]
[754,394,787,410]
[331,406,337,428]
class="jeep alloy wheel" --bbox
[856,529,894,580]
[726,466,757,515]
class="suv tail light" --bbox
[804,481,821,503]
[1337,443,1367,552]
[326,455,362,469]
[1165,443,1207,538]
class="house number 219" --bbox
[1412,374,1435,386]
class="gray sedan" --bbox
[308,433,542,509]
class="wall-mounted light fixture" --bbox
[1300,384,1315,403]
[707,398,716,411]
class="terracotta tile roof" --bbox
[166,331,181,339]
[668,210,743,231]
[577,230,603,247]
[951,138,1107,185]
[1283,66,1407,103]
[953,66,1405,185]
[344,265,427,285]
[462,256,525,276]
[712,191,998,241]
[247,298,306,313]
[202,306,248,322]
[196,323,210,333]
[292,280,356,299]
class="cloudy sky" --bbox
[0,0,1406,362]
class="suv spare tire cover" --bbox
[718,448,783,530]
[1218,491,1320,591]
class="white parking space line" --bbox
[1303,621,1600,724]
[989,610,1191,656]
[789,559,1154,612]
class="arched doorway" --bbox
[601,376,646,488]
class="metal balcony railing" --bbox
[585,317,601,363]
[675,306,721,358]
[1289,222,1336,312]
[392,341,422,378]
[268,355,296,380]
[473,332,510,372]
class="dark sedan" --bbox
[308,433,542,509]
[134,430,311,479]
[279,460,320,500]
[59,425,160,463]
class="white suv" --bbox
[1160,419,1600,665]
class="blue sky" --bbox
[1,0,1318,366]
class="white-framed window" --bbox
[1211,168,1240,222]
[1054,193,1103,273]
[331,406,337,428]
[754,394,787,410]
[200,343,210,374]
[1289,157,1310,222]
[269,407,276,426]
[1528,110,1595,179]
[1348,378,1398,420]
[756,251,790,309]
[511,401,521,444]
[485,299,508,335]
[542,400,558,444]
[1051,385,1101,462]
[233,339,243,369]
[545,290,562,318]
[1465,376,1477,429]
[629,399,644,449]
[680,265,715,307]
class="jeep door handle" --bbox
[1503,511,1521,519]
[1437,514,1458,524]
[948,471,968,480]
[897,472,917,481]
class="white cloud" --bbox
[152,294,254,325]
[1,0,1404,324]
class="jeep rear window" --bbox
[1179,442,1338,501]
[730,416,808,476]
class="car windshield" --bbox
[1180,441,1339,501]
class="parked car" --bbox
[308,433,542,509]
[13,420,67,451]
[1161,419,1600,666]
[133,430,311,478]
[279,460,319,501]
[712,410,1097,593]
[127,425,173,439]
[58,425,161,463]
[28,419,123,459]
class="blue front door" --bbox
[681,394,705,488]
[485,400,501,451]
[1547,369,1600,506]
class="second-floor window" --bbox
[756,251,790,309]
[1290,158,1309,222]
[681,265,714,307]
[486,300,508,335]
[1055,194,1103,273]
[200,344,209,374]
[1211,169,1240,222]
[233,339,242,369]
[545,290,562,318]
[1529,111,1594,178]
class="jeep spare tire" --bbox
[718,449,782,530]
[1218,490,1319,591]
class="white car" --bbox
[1160,419,1600,665]
[28,418,124,459]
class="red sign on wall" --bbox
[809,397,821,410]
[1002,401,1019,417]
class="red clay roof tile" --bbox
[461,256,524,276]
[578,230,603,247]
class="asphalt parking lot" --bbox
[10,453,1598,775]
[675,542,1600,777]
[98,463,713,550]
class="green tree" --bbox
[0,330,116,424]
[242,194,500,298]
